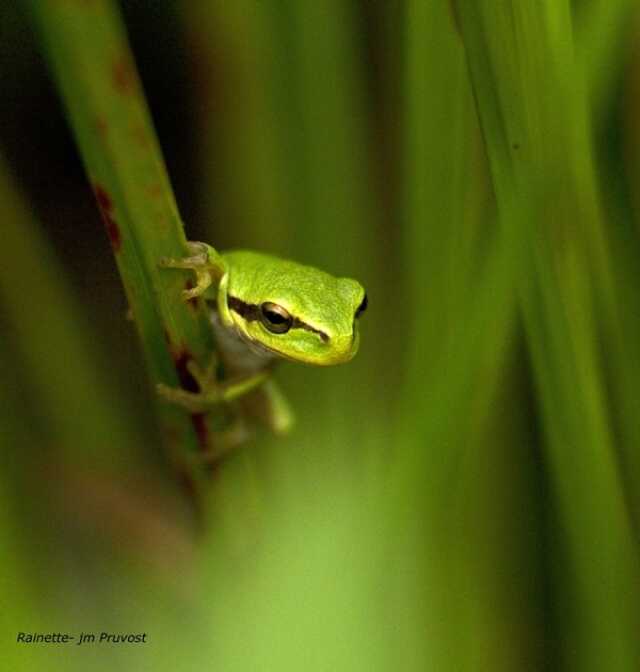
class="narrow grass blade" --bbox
[28,0,223,497]
[455,1,640,668]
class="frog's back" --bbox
[223,250,341,304]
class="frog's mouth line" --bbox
[238,329,297,362]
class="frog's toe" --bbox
[156,383,219,412]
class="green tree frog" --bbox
[158,242,367,436]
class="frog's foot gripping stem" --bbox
[157,358,269,414]
[159,241,226,301]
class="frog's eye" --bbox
[260,302,293,334]
[355,293,368,318]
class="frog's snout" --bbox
[328,328,359,364]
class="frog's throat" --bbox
[210,309,278,374]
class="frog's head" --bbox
[221,251,367,365]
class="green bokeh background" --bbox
[2,1,640,670]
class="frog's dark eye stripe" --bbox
[227,296,261,322]
[355,293,368,318]
[227,296,329,342]
[291,315,329,342]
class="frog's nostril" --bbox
[355,293,368,319]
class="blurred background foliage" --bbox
[2,1,640,670]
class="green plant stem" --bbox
[577,0,636,122]
[455,1,640,668]
[28,0,222,503]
